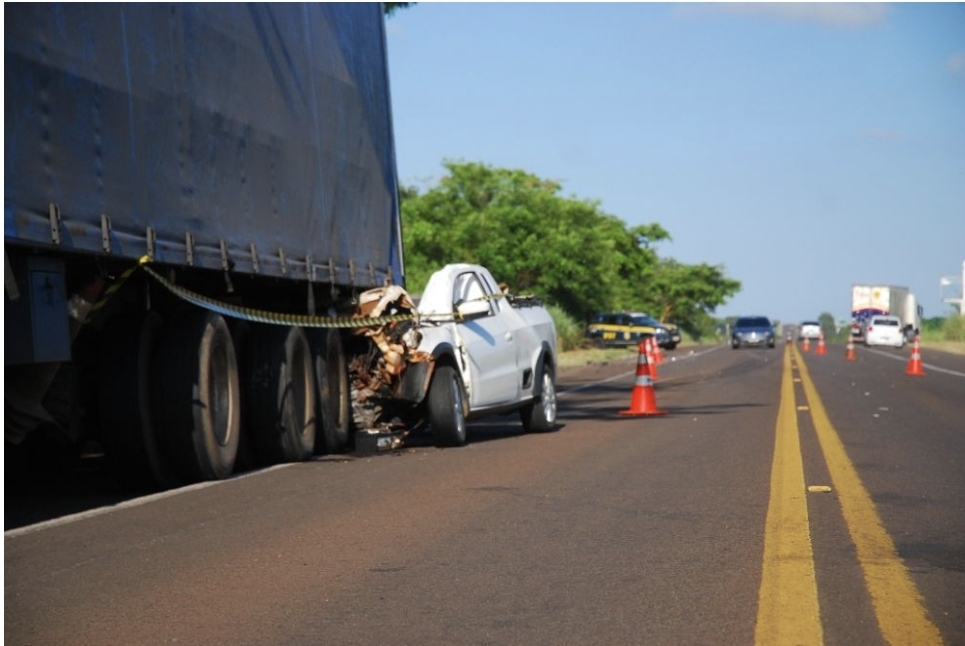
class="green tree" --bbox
[642,259,741,336]
[400,161,742,327]
[818,312,836,339]
[384,3,414,17]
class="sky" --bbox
[384,2,965,324]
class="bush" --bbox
[546,304,587,352]
[943,314,965,342]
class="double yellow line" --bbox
[755,344,943,645]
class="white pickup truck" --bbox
[352,264,558,448]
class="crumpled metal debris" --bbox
[349,284,432,434]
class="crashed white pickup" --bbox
[348,263,558,448]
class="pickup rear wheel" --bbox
[522,365,558,433]
[428,365,467,447]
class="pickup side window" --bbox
[453,272,495,317]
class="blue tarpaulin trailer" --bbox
[5,3,405,487]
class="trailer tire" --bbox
[246,325,316,464]
[227,320,258,473]
[521,363,558,433]
[97,311,170,490]
[153,310,240,482]
[428,365,467,447]
[310,329,350,454]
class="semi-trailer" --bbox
[5,3,405,489]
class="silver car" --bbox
[731,316,776,349]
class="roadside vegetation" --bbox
[400,161,740,342]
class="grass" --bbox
[919,341,965,356]
[557,345,640,368]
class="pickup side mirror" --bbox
[456,299,491,320]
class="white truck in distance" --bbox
[397,264,559,447]
[851,284,922,342]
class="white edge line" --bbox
[559,344,723,397]
[863,347,965,378]
[7,346,728,539]
[4,464,293,540]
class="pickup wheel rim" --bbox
[540,372,557,425]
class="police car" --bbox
[586,312,677,349]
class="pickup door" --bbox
[451,269,520,407]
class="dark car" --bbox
[731,316,776,349]
[586,312,660,347]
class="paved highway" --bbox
[5,343,964,645]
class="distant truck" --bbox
[850,285,922,342]
[5,4,407,490]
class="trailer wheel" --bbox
[309,329,350,454]
[97,311,170,490]
[428,365,467,447]
[521,364,558,433]
[153,310,240,482]
[226,320,257,473]
[246,325,316,464]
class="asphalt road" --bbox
[5,343,964,645]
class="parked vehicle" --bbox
[398,264,558,447]
[585,311,679,349]
[636,314,681,350]
[851,285,922,342]
[586,312,660,347]
[731,317,776,349]
[5,4,417,490]
[863,315,906,348]
[799,322,822,340]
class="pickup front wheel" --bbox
[522,365,557,433]
[428,365,467,447]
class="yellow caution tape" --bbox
[133,256,524,329]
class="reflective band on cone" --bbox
[646,337,659,382]
[620,341,667,417]
[802,337,811,352]
[845,337,857,361]
[906,336,925,377]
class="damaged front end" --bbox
[347,285,432,449]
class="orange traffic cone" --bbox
[654,338,665,365]
[802,337,811,353]
[619,341,667,417]
[646,337,659,382]
[906,336,925,377]
[845,336,857,361]
[816,332,826,356]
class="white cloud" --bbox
[947,52,965,75]
[678,3,889,29]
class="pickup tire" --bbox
[521,364,558,433]
[428,365,467,447]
